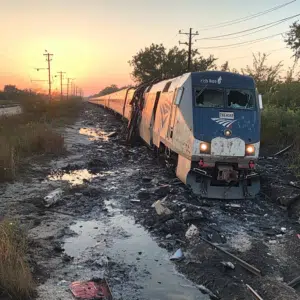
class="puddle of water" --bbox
[64,220,107,256]
[64,206,208,300]
[48,169,100,186]
[79,127,109,141]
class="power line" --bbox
[179,28,199,71]
[203,23,289,41]
[227,47,289,61]
[196,13,300,41]
[197,0,296,31]
[197,31,288,49]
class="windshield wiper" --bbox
[196,84,208,98]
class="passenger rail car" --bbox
[89,71,263,199]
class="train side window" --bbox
[163,81,172,93]
[175,87,184,105]
[153,92,161,122]
[227,89,255,109]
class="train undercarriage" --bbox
[188,164,260,200]
[156,145,260,200]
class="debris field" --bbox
[2,103,300,300]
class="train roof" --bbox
[190,71,256,89]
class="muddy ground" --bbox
[2,103,300,300]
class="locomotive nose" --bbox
[211,137,245,157]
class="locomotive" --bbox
[89,71,262,199]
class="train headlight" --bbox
[200,142,210,153]
[245,144,255,156]
[224,129,232,137]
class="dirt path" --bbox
[2,103,300,300]
[0,105,21,116]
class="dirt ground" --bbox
[1,103,300,300]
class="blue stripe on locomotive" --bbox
[190,71,260,144]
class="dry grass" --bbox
[0,219,34,299]
[0,96,82,181]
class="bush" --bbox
[0,219,34,299]
[261,106,300,147]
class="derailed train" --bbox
[89,71,263,199]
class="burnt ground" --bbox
[1,102,300,300]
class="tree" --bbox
[97,84,120,96]
[241,52,283,94]
[90,84,133,98]
[284,22,300,59]
[4,85,18,94]
[128,43,217,83]
[221,61,230,72]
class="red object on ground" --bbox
[69,279,113,300]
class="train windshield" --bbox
[194,87,256,110]
[227,89,255,109]
[195,88,224,108]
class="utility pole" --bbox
[57,71,66,101]
[179,28,199,72]
[66,78,75,100]
[43,50,53,100]
[75,86,78,97]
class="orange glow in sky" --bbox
[0,0,298,96]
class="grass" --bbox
[0,219,34,299]
[261,106,300,147]
[0,96,82,181]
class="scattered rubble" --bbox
[221,261,235,270]
[246,284,264,300]
[44,188,63,207]
[153,199,173,216]
[185,224,200,240]
[170,248,184,261]
[3,103,300,300]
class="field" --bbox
[0,95,83,181]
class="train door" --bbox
[149,91,161,144]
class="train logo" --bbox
[160,102,171,129]
[211,117,237,128]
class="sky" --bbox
[0,0,299,96]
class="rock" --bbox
[185,224,200,239]
[153,200,173,216]
[62,254,74,262]
[82,188,100,197]
[87,158,108,174]
[182,210,203,222]
[138,191,151,200]
[166,234,172,239]
[44,188,63,207]
[142,177,152,182]
[53,242,64,253]
[221,261,235,270]
[163,219,185,233]
[94,256,109,267]
[281,227,287,233]
[106,131,118,138]
[170,248,184,261]
[153,185,170,197]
